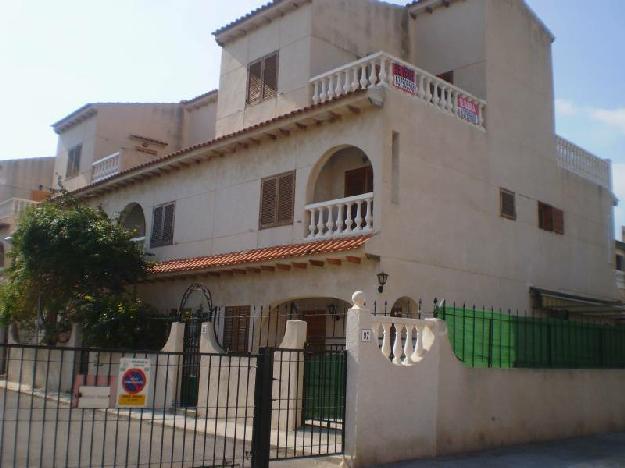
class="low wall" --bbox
[345,293,625,466]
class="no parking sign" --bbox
[116,358,151,408]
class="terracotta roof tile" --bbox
[150,235,371,275]
[212,1,285,37]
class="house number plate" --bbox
[361,329,372,342]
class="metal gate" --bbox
[0,343,346,467]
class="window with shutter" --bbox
[553,208,564,235]
[259,171,295,229]
[150,202,175,247]
[617,255,624,272]
[538,202,553,232]
[247,60,263,104]
[246,52,279,105]
[500,189,516,220]
[66,144,82,178]
[223,306,250,353]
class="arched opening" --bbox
[306,146,374,239]
[390,297,421,319]
[119,203,146,239]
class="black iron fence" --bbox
[435,304,625,369]
[0,341,346,468]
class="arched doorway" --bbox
[119,203,146,239]
[178,283,214,407]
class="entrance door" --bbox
[344,165,373,197]
[303,310,326,351]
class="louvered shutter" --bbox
[500,190,516,220]
[263,53,278,99]
[150,206,163,246]
[224,306,250,353]
[162,203,175,244]
[247,60,263,104]
[538,202,553,232]
[553,208,564,235]
[260,177,278,228]
[277,172,295,223]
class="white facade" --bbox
[61,0,617,324]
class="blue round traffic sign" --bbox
[121,368,147,395]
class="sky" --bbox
[1,0,624,228]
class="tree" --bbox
[0,195,156,346]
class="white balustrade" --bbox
[0,198,37,222]
[305,192,373,240]
[556,136,611,190]
[91,152,121,183]
[371,316,436,366]
[310,51,486,129]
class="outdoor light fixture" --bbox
[377,272,389,293]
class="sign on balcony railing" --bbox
[310,51,486,129]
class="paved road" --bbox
[378,432,625,468]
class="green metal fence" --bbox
[436,305,625,369]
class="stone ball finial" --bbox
[352,291,366,309]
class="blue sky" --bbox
[1,1,623,229]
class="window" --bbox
[500,189,516,220]
[247,52,278,105]
[223,306,250,353]
[259,171,295,229]
[150,202,175,247]
[66,144,82,178]
[538,202,564,235]
[616,254,624,272]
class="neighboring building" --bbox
[51,91,218,192]
[0,157,54,269]
[63,0,619,352]
[615,228,625,301]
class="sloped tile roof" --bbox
[150,235,371,275]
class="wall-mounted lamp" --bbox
[377,272,389,293]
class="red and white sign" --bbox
[457,96,480,125]
[116,358,151,408]
[392,63,417,95]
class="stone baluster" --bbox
[316,207,325,238]
[351,67,360,92]
[403,324,414,366]
[343,70,351,94]
[364,198,373,230]
[320,79,327,103]
[378,55,388,86]
[345,202,353,234]
[392,323,403,365]
[328,74,335,100]
[425,77,432,102]
[360,63,368,89]
[433,81,440,106]
[353,200,363,231]
[411,324,425,361]
[451,90,458,117]
[418,73,426,99]
[479,102,485,127]
[308,208,317,238]
[313,81,320,105]
[336,204,345,235]
[369,60,378,87]
[326,205,336,235]
[335,72,343,97]
[381,322,392,360]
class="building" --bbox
[0,157,54,269]
[57,0,618,354]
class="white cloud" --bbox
[591,108,625,135]
[555,98,578,116]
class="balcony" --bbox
[556,136,611,190]
[92,152,121,183]
[0,198,37,227]
[305,192,373,240]
[310,51,486,129]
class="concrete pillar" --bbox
[272,320,307,431]
[153,322,185,409]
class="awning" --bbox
[530,287,625,318]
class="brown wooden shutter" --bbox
[223,306,250,353]
[247,60,263,104]
[162,203,175,244]
[553,208,564,235]
[538,202,553,232]
[150,206,163,246]
[263,53,278,99]
[277,172,295,223]
[500,189,516,220]
[260,177,277,227]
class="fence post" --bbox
[252,347,274,468]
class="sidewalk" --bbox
[378,432,625,467]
